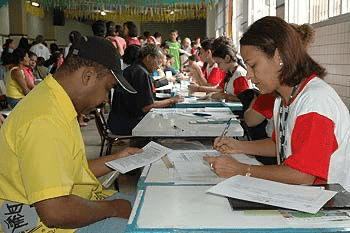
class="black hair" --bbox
[92,20,107,37]
[123,21,138,37]
[37,57,45,66]
[123,45,142,65]
[17,37,29,51]
[3,39,13,49]
[115,25,123,36]
[200,38,213,51]
[50,43,59,54]
[106,21,116,37]
[28,51,37,58]
[12,48,27,65]
[153,32,161,38]
[1,50,13,65]
[143,31,150,38]
[69,31,81,44]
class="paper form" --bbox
[207,176,337,214]
[105,141,172,174]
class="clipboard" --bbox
[227,184,350,211]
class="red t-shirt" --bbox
[207,67,225,87]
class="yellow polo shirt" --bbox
[0,75,112,233]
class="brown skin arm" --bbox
[0,114,5,127]
[12,69,31,95]
[143,96,184,112]
[214,137,277,157]
[204,155,315,185]
[88,147,143,178]
[33,195,131,229]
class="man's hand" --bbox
[0,114,5,127]
[110,199,132,219]
[114,147,143,159]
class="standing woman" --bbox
[211,45,250,102]
[205,16,350,190]
[123,21,140,46]
[6,48,31,108]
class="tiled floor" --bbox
[80,115,139,194]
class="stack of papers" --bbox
[105,141,172,174]
[207,176,338,214]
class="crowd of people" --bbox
[0,16,349,233]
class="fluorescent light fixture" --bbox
[100,11,106,15]
[31,2,39,6]
[170,10,174,14]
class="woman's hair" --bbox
[12,48,27,65]
[106,21,116,37]
[37,57,45,66]
[290,23,315,48]
[3,39,13,49]
[115,25,123,36]
[28,51,37,59]
[50,43,59,53]
[153,32,161,38]
[212,36,233,51]
[18,37,29,51]
[123,45,141,65]
[123,21,138,37]
[240,16,326,86]
[69,31,81,44]
[212,45,246,71]
[200,38,213,51]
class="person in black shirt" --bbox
[107,45,183,137]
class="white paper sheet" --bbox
[105,141,172,174]
[207,176,338,214]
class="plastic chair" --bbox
[94,108,133,156]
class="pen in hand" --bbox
[219,118,234,139]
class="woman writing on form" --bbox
[205,16,350,190]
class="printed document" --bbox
[207,176,337,214]
[105,141,172,174]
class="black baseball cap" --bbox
[69,36,137,94]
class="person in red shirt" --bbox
[205,16,350,190]
[188,39,225,93]
[123,21,140,46]
[210,44,250,102]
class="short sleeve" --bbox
[19,118,75,204]
[284,113,338,183]
[233,76,249,96]
[207,67,225,87]
[252,94,276,119]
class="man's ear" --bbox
[81,67,97,86]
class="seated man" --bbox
[0,36,142,233]
[107,45,183,137]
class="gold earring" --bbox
[279,61,283,66]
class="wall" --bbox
[309,13,350,109]
[206,6,216,39]
[27,14,45,39]
[54,19,94,47]
[0,4,9,36]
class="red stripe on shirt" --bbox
[284,112,338,184]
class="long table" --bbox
[132,108,244,138]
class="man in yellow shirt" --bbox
[0,36,140,233]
